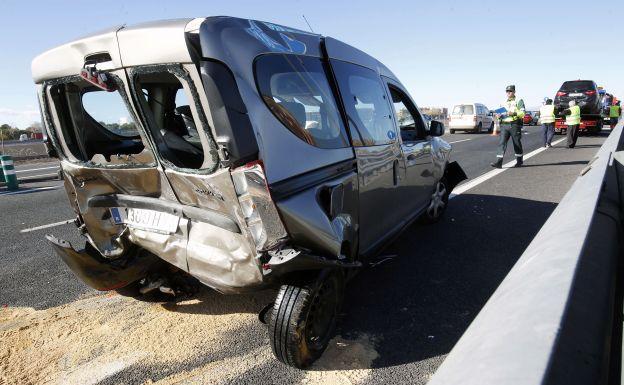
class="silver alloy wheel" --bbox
[427,181,447,219]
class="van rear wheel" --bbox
[268,270,343,368]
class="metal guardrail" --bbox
[429,123,624,385]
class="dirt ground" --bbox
[0,290,379,385]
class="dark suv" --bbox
[554,80,601,116]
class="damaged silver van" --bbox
[32,16,466,368]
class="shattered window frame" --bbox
[41,73,158,169]
[128,64,220,174]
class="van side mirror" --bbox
[429,120,445,136]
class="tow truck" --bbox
[554,114,603,135]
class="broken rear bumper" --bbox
[46,234,162,291]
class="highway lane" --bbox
[0,128,609,384]
[443,124,552,180]
[13,160,60,181]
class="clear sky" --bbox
[0,0,621,128]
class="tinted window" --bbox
[452,105,474,115]
[255,54,349,149]
[560,81,596,92]
[332,60,396,146]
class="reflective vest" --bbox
[539,104,555,124]
[501,97,525,123]
[566,105,581,125]
[610,105,621,118]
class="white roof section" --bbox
[32,18,198,83]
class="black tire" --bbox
[449,129,456,134]
[268,270,343,368]
[421,178,449,224]
[475,123,482,133]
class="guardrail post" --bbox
[1,155,18,190]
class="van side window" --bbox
[255,54,349,149]
[46,76,154,166]
[388,86,427,142]
[134,70,207,169]
[331,60,396,146]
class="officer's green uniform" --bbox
[609,105,621,128]
[495,95,525,165]
[565,105,581,148]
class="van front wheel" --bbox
[421,178,449,224]
[268,270,343,368]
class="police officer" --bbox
[610,101,621,128]
[491,85,525,168]
[561,100,581,148]
[539,98,556,147]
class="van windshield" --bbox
[452,105,474,115]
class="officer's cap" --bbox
[506,85,516,92]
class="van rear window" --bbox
[452,105,474,115]
[255,54,349,149]
[46,74,154,166]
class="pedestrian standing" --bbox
[539,98,556,147]
[491,85,525,168]
[609,101,621,128]
[561,100,581,148]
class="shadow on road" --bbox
[334,193,557,370]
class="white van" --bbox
[449,103,494,134]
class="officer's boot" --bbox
[514,156,523,167]
[490,158,503,169]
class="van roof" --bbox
[32,17,396,84]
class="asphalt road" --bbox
[0,126,609,384]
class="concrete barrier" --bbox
[1,141,49,161]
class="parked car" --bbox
[554,80,602,117]
[448,103,494,134]
[32,17,466,369]
[523,111,538,125]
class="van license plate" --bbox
[110,207,179,233]
[569,93,582,97]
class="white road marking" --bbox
[448,138,472,144]
[449,137,567,199]
[15,166,59,173]
[0,185,62,196]
[20,219,74,233]
[18,173,58,180]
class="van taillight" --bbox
[231,162,269,249]
[556,91,567,97]
[473,115,477,121]
[585,90,596,96]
